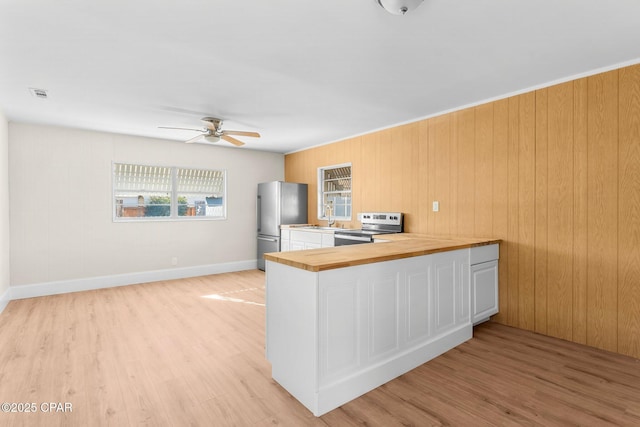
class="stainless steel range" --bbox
[334,212,403,246]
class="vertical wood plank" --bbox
[360,133,378,216]
[377,129,393,212]
[587,70,618,352]
[450,113,460,236]
[284,152,299,182]
[433,115,452,236]
[409,124,422,233]
[547,81,574,341]
[455,109,476,237]
[474,104,494,237]
[449,113,459,239]
[346,137,362,229]
[391,128,405,216]
[618,64,640,358]
[572,78,589,345]
[518,92,536,331]
[398,124,420,232]
[507,96,520,327]
[427,118,437,235]
[492,99,510,325]
[417,120,430,234]
[534,88,549,335]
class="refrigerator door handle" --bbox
[257,195,261,232]
[258,236,278,242]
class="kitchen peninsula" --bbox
[264,235,500,416]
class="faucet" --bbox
[325,203,335,227]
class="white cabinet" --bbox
[433,250,471,332]
[280,229,290,251]
[321,233,335,247]
[266,248,472,417]
[471,261,498,324]
[470,244,499,324]
[281,229,334,252]
[290,230,322,250]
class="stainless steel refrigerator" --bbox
[257,181,308,270]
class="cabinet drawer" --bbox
[290,230,323,244]
[470,243,499,265]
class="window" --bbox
[113,163,226,221]
[318,163,352,221]
[176,167,226,218]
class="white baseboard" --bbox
[0,287,10,314]
[10,259,258,301]
[312,325,472,416]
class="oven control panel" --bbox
[360,212,403,226]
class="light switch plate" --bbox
[432,201,439,212]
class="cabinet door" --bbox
[304,242,322,250]
[318,276,360,385]
[281,239,290,252]
[290,241,305,251]
[471,260,498,324]
[432,249,469,335]
[321,233,335,248]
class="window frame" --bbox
[112,162,227,222]
[317,162,352,222]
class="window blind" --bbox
[177,168,225,196]
[113,163,172,193]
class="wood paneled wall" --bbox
[285,63,640,360]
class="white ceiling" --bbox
[2,0,640,154]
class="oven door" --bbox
[334,233,373,246]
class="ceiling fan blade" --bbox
[222,130,261,138]
[185,134,205,144]
[221,135,245,146]
[159,126,203,132]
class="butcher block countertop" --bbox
[264,234,501,272]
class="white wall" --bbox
[0,111,9,307]
[9,123,283,290]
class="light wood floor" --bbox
[1,270,639,426]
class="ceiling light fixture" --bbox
[204,135,221,143]
[377,0,424,15]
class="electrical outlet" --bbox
[432,201,439,212]
[171,257,178,266]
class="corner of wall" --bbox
[0,109,10,312]
[0,287,9,315]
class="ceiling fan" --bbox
[159,117,260,146]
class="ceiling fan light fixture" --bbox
[377,0,424,15]
[204,135,220,143]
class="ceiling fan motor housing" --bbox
[202,117,223,127]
